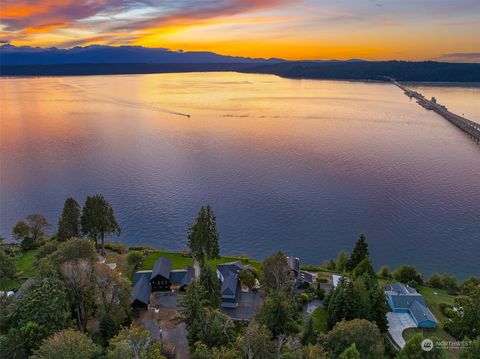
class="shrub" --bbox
[316,287,326,300]
[126,251,143,270]
[377,265,391,278]
[179,248,192,257]
[35,242,59,260]
[316,277,328,283]
[392,265,423,285]
[298,281,310,290]
[21,237,39,251]
[104,242,125,254]
[323,260,336,271]
[127,245,149,251]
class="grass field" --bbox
[2,249,38,290]
[141,250,262,271]
[311,307,328,333]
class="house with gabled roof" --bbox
[385,282,437,328]
[131,256,195,308]
[216,261,244,308]
[132,270,152,309]
[151,257,173,291]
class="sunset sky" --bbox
[1,0,479,61]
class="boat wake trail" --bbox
[58,80,191,118]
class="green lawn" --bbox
[311,307,328,333]
[141,250,262,271]
[2,249,38,290]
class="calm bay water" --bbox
[1,73,479,278]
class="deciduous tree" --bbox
[397,333,446,359]
[236,320,277,359]
[319,319,384,358]
[262,251,293,292]
[32,329,101,359]
[107,325,165,359]
[60,259,94,332]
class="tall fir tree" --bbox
[199,265,221,308]
[58,197,81,241]
[346,233,369,272]
[187,205,220,263]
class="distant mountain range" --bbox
[0,44,286,65]
[1,44,479,82]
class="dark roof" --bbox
[221,273,240,297]
[132,271,152,304]
[287,256,300,273]
[151,257,172,280]
[217,261,244,278]
[169,266,195,287]
[298,270,315,284]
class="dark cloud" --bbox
[441,52,480,59]
[437,53,480,63]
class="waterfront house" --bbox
[287,256,317,288]
[385,283,437,328]
[151,257,173,291]
[217,261,244,308]
[132,270,152,309]
[131,256,195,308]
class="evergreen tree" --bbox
[256,291,300,337]
[336,250,348,273]
[199,265,221,308]
[81,195,120,256]
[57,197,81,241]
[302,317,317,345]
[187,205,220,263]
[346,233,369,272]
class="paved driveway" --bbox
[387,312,417,348]
[222,291,262,320]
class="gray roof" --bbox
[169,266,195,288]
[151,257,172,280]
[132,271,152,304]
[410,300,437,323]
[298,270,315,284]
[287,256,300,273]
[221,273,240,298]
[217,261,244,278]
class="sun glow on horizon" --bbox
[1,0,479,62]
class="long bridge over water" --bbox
[389,78,480,142]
